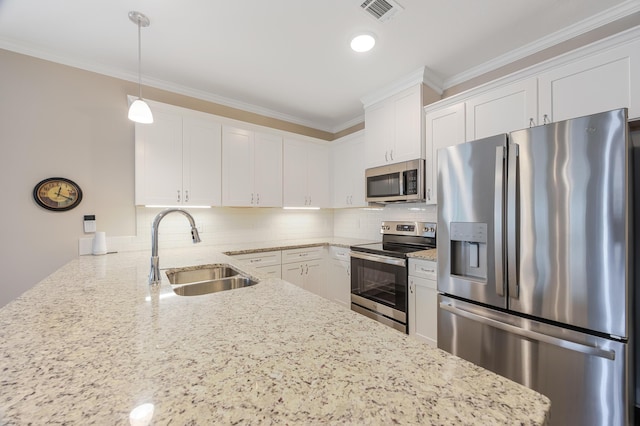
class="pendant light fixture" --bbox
[128,11,153,124]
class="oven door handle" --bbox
[350,251,406,267]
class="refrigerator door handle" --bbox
[439,302,616,360]
[494,146,505,296]
[507,143,519,298]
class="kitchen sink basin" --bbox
[165,264,258,296]
[171,276,259,296]
[166,264,241,285]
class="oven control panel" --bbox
[380,221,436,238]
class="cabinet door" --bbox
[135,109,183,205]
[349,136,367,207]
[331,134,366,208]
[409,276,438,347]
[254,132,282,207]
[539,39,640,122]
[306,143,330,208]
[328,259,350,309]
[331,141,352,208]
[182,116,222,206]
[222,126,254,206]
[394,87,423,162]
[365,101,394,167]
[465,78,537,140]
[305,260,326,297]
[283,139,309,207]
[282,261,306,289]
[424,103,465,205]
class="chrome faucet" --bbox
[149,208,201,285]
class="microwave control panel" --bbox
[405,169,418,195]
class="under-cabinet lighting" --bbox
[144,205,211,209]
[283,206,321,210]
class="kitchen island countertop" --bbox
[0,245,549,424]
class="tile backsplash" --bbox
[79,203,437,254]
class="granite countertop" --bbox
[407,248,438,262]
[221,237,376,255]
[0,245,549,424]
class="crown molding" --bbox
[0,38,347,134]
[443,0,640,89]
[360,66,443,109]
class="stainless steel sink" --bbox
[166,264,241,285]
[165,264,258,296]
[171,276,258,296]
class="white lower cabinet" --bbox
[281,246,326,295]
[327,246,351,309]
[231,250,282,278]
[408,258,438,347]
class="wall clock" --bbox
[33,177,83,211]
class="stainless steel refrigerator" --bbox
[437,108,635,426]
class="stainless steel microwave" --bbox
[365,159,425,203]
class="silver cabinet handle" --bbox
[439,302,615,360]
[543,114,550,124]
[185,190,189,202]
[427,188,431,201]
[507,142,519,298]
[385,151,388,162]
[419,267,435,273]
[409,280,414,294]
[177,190,181,202]
[390,149,394,161]
[257,193,260,204]
[529,118,535,127]
[305,264,309,274]
[494,146,505,297]
[251,193,254,204]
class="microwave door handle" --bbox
[400,171,405,195]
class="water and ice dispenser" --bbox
[449,222,487,281]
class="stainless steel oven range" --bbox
[350,221,436,333]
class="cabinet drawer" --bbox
[232,250,281,267]
[329,246,350,262]
[282,246,325,264]
[409,259,437,282]
[253,264,281,279]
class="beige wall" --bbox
[0,50,138,306]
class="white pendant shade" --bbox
[128,98,154,124]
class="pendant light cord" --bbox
[137,18,142,99]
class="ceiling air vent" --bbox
[360,0,404,22]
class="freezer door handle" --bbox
[439,302,616,360]
[494,146,505,296]
[507,143,519,298]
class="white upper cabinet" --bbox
[365,84,424,168]
[424,102,466,205]
[331,132,366,208]
[135,102,222,206]
[538,38,640,122]
[283,138,330,208]
[222,126,282,207]
[465,78,538,141]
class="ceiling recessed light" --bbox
[350,33,376,53]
